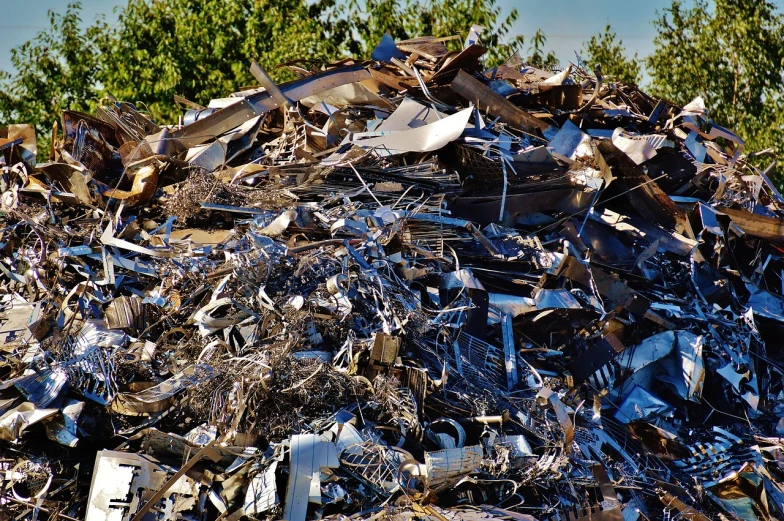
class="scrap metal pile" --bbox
[2,28,784,521]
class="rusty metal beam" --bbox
[449,70,551,134]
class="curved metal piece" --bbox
[577,65,604,113]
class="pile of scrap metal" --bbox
[1,27,784,521]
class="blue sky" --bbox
[1,0,783,79]
[505,0,673,65]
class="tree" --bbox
[343,0,529,66]
[94,0,537,122]
[526,29,558,70]
[647,0,784,162]
[581,24,641,84]
[1,0,551,135]
[0,2,105,150]
[97,0,343,123]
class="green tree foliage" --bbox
[343,0,527,65]
[97,0,343,123]
[526,29,558,69]
[0,3,104,147]
[581,24,641,84]
[0,0,556,141]
[647,0,784,158]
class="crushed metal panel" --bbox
[85,450,199,521]
[283,434,340,521]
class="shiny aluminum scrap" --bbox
[0,25,783,521]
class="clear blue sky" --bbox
[506,0,673,66]
[1,0,783,78]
